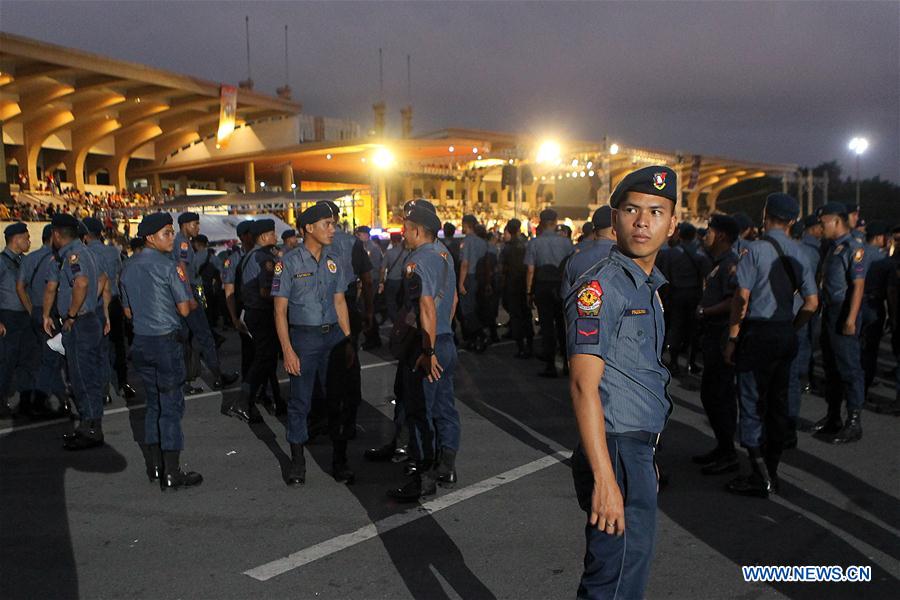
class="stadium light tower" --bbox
[848,137,868,207]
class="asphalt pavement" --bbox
[1,326,898,599]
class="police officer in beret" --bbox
[273,203,355,485]
[281,228,300,252]
[173,211,237,391]
[388,199,459,502]
[14,223,67,418]
[499,218,534,358]
[121,212,202,490]
[223,220,256,385]
[457,214,489,352]
[797,214,824,392]
[380,231,409,324]
[43,214,108,449]
[723,193,818,497]
[844,202,865,243]
[860,221,891,399]
[0,222,32,418]
[526,208,573,377]
[810,202,868,443]
[228,219,283,422]
[566,165,676,599]
[691,214,741,474]
[564,205,616,290]
[83,216,134,399]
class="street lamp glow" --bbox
[609,143,620,155]
[372,147,395,169]
[259,181,266,188]
[536,140,562,164]
[291,183,297,190]
[849,137,869,155]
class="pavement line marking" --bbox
[243,450,572,582]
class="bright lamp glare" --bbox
[609,143,620,155]
[536,140,562,164]
[849,137,869,155]
[372,147,395,169]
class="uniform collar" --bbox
[834,232,853,246]
[765,228,790,241]
[609,247,667,290]
[2,247,21,260]
[88,239,103,248]
[58,239,81,257]
[538,230,556,238]
[801,234,820,247]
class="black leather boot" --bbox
[332,440,355,484]
[387,463,437,502]
[436,448,458,487]
[64,419,104,450]
[809,407,842,435]
[831,409,862,444]
[286,443,306,486]
[364,440,396,462]
[141,443,162,482]
[227,392,252,423]
[725,451,774,498]
[26,391,54,420]
[160,451,203,491]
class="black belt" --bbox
[290,323,338,334]
[607,430,661,450]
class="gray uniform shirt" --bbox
[87,239,122,298]
[47,239,100,316]
[120,249,193,335]
[525,230,573,281]
[17,244,56,309]
[272,242,349,326]
[0,247,25,312]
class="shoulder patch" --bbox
[326,258,337,273]
[224,258,231,268]
[180,241,189,251]
[575,317,600,345]
[739,248,749,258]
[274,261,283,275]
[176,264,187,283]
[69,254,79,265]
[853,247,864,263]
[576,280,603,316]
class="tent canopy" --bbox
[163,212,293,243]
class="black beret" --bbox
[250,218,275,236]
[4,222,27,238]
[609,165,677,208]
[708,214,740,241]
[539,208,558,222]
[355,225,371,234]
[129,237,145,250]
[177,211,199,225]
[732,212,753,232]
[582,222,594,235]
[300,203,334,228]
[236,221,253,237]
[816,201,848,218]
[764,193,800,221]
[865,221,889,237]
[405,204,441,234]
[462,214,478,226]
[193,234,209,245]
[42,224,53,241]
[51,213,79,229]
[281,229,297,241]
[802,214,820,229]
[591,205,612,229]
[403,199,436,214]
[506,218,522,233]
[843,202,860,214]
[316,200,340,219]
[82,216,104,235]
[678,222,697,238]
[137,212,173,237]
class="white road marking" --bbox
[243,450,571,581]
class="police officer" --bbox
[14,223,65,418]
[564,205,616,290]
[273,203,355,485]
[724,194,818,497]
[661,222,711,376]
[281,228,300,252]
[43,214,108,449]
[458,214,489,351]
[83,216,134,399]
[173,211,237,390]
[566,166,677,599]
[0,222,32,418]
[692,214,740,474]
[121,212,202,491]
[797,214,824,393]
[223,220,255,384]
[192,234,224,334]
[499,218,534,358]
[845,202,865,243]
[380,231,409,324]
[574,222,594,251]
[387,199,459,502]
[810,202,868,443]
[525,208,573,377]
[860,221,890,399]
[228,219,283,422]
[732,212,757,255]
[356,225,384,350]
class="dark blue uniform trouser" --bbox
[402,334,460,463]
[385,279,402,323]
[534,279,565,365]
[821,307,865,413]
[62,312,104,420]
[29,311,67,398]
[459,275,483,340]
[736,320,796,454]
[242,307,278,398]
[0,309,30,399]
[788,320,811,421]
[94,305,110,395]
[287,325,344,445]
[182,304,220,375]
[572,436,658,600]
[133,333,186,450]
[700,324,736,452]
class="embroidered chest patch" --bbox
[405,262,417,278]
[576,280,603,316]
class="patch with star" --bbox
[326,258,337,274]
[652,171,667,190]
[576,280,603,316]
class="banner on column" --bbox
[216,85,238,147]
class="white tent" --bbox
[166,212,292,243]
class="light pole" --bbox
[848,137,868,208]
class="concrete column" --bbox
[177,175,188,193]
[151,173,162,194]
[376,173,388,227]
[244,162,256,193]
[216,177,226,191]
[282,165,295,224]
